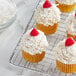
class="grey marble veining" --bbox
[0,0,43,76]
[0,0,69,76]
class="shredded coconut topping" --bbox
[56,0,76,5]
[34,2,61,26]
[66,12,76,35]
[55,39,76,64]
[21,29,48,55]
[0,0,16,25]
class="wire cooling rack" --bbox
[9,0,76,76]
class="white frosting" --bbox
[56,0,76,5]
[0,0,16,25]
[55,39,76,64]
[66,12,76,35]
[21,29,48,55]
[34,2,61,26]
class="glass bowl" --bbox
[0,14,16,32]
[0,0,17,32]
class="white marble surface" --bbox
[0,0,50,76]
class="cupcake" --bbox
[21,28,48,63]
[55,37,76,73]
[66,12,76,41]
[34,0,61,35]
[55,0,76,13]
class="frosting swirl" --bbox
[66,12,76,35]
[56,0,76,5]
[34,2,61,26]
[21,29,48,55]
[55,39,76,64]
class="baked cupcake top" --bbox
[56,0,76,5]
[66,12,76,35]
[21,28,48,55]
[55,37,76,64]
[34,0,61,26]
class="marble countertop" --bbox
[0,0,53,76]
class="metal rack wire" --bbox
[9,0,76,76]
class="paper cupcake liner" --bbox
[36,23,58,35]
[75,3,76,8]
[22,50,45,63]
[67,33,76,41]
[56,1,76,13]
[56,60,76,73]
